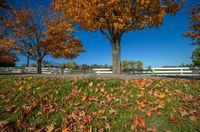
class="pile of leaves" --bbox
[0,76,200,131]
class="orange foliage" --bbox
[184,2,200,46]
[0,38,18,63]
[52,0,184,32]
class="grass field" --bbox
[0,76,200,132]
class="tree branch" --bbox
[99,27,111,41]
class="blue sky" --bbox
[16,0,199,68]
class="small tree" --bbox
[53,0,184,74]
[192,48,200,66]
[135,61,143,70]
[121,60,129,70]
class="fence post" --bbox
[152,69,155,76]
[181,68,183,75]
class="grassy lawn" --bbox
[0,76,200,132]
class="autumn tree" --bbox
[2,7,84,74]
[184,2,200,46]
[52,0,184,74]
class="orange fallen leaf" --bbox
[134,117,146,129]
[157,92,166,99]
[141,98,148,103]
[71,87,78,95]
[62,127,69,132]
[138,102,145,109]
[146,111,152,117]
[81,95,87,101]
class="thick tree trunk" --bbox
[37,59,42,74]
[112,40,121,74]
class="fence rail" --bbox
[0,67,199,76]
[151,67,200,76]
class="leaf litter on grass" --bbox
[0,76,200,131]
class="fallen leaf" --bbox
[71,87,78,95]
[100,88,105,92]
[138,102,145,109]
[98,128,104,132]
[168,117,179,124]
[87,101,92,107]
[22,105,32,117]
[46,123,55,132]
[88,82,93,87]
[0,121,8,129]
[105,122,111,129]
[157,92,166,99]
[189,116,197,122]
[182,94,193,102]
[66,95,73,104]
[81,95,87,101]
[84,114,92,122]
[147,127,157,132]
[134,117,146,129]
[146,111,152,117]
[109,108,117,114]
[42,103,55,113]
[62,127,69,132]
[179,108,188,117]
[121,103,128,108]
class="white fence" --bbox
[92,68,113,74]
[151,67,200,76]
[0,67,70,74]
[0,67,199,76]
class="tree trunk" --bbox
[112,40,121,74]
[26,57,29,67]
[37,59,42,74]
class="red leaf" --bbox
[84,114,92,122]
[168,117,179,124]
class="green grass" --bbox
[0,76,200,131]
